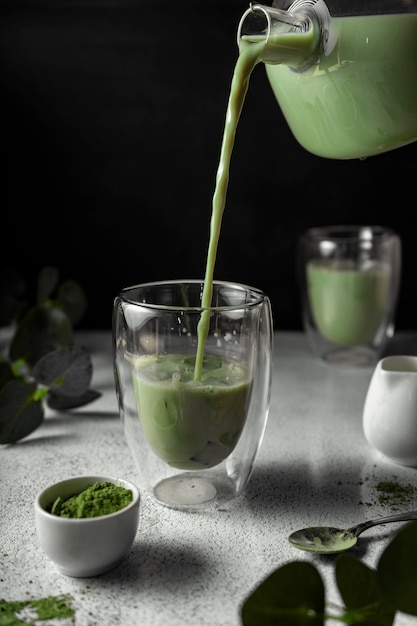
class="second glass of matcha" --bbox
[297,225,401,367]
[113,280,273,512]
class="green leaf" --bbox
[47,388,102,410]
[0,360,15,388]
[32,346,93,397]
[377,522,417,616]
[0,379,44,443]
[37,266,59,304]
[241,562,325,625]
[336,553,395,625]
[10,304,73,366]
[57,280,87,325]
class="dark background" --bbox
[1,0,416,331]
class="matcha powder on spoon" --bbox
[50,482,133,518]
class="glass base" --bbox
[321,345,377,367]
[153,473,237,511]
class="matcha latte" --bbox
[298,226,401,366]
[133,353,252,470]
[307,260,391,347]
[113,280,272,509]
[113,9,276,508]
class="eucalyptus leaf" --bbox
[37,266,59,304]
[0,379,44,443]
[241,561,325,625]
[32,346,93,397]
[335,553,395,626]
[57,280,87,325]
[0,360,14,388]
[377,522,417,616]
[10,304,73,366]
[47,388,102,410]
[0,268,98,442]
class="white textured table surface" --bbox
[2,331,417,625]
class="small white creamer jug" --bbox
[363,355,417,467]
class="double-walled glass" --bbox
[297,226,401,366]
[113,280,273,512]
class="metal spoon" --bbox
[288,510,417,554]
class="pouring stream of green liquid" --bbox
[194,40,265,381]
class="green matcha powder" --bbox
[49,481,133,518]
[0,594,74,625]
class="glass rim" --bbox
[117,279,266,312]
[302,225,398,242]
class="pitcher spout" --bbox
[237,1,334,70]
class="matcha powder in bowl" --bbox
[49,481,133,518]
[35,476,140,576]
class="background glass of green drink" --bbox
[113,280,272,511]
[297,226,401,366]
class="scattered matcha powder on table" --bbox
[339,473,417,510]
[50,482,133,518]
[356,474,417,510]
[376,480,417,509]
[0,594,74,625]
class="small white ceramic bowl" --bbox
[34,475,140,577]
